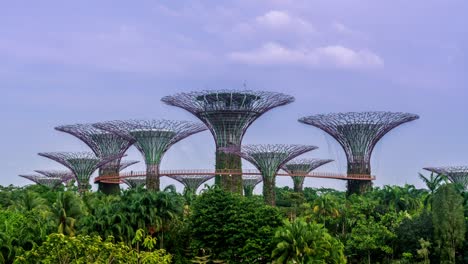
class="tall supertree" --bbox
[161,90,295,194]
[299,111,419,195]
[242,175,262,197]
[424,166,468,190]
[282,158,333,192]
[94,120,207,191]
[123,176,147,189]
[19,174,67,189]
[222,144,317,206]
[38,152,121,193]
[168,174,214,195]
[55,124,135,194]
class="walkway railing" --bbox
[95,169,375,183]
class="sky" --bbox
[1,0,467,192]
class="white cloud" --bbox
[228,42,383,69]
[253,10,315,34]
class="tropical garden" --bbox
[0,173,467,264]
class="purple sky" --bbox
[1,0,467,191]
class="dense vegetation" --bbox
[0,174,467,263]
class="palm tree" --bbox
[51,191,83,236]
[9,191,48,213]
[272,219,346,263]
[418,172,446,210]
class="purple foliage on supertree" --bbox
[424,166,468,190]
[161,90,295,148]
[299,111,419,174]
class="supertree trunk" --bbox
[215,149,242,194]
[243,185,254,197]
[292,177,305,193]
[98,167,121,195]
[263,176,276,206]
[347,162,372,195]
[146,163,160,191]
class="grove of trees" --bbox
[0,174,467,263]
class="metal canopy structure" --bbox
[123,176,147,189]
[299,111,419,195]
[38,152,121,193]
[424,166,468,190]
[162,90,294,194]
[94,119,207,191]
[55,123,135,194]
[119,160,139,171]
[242,175,262,197]
[222,144,317,206]
[34,170,74,183]
[19,174,67,189]
[282,158,333,192]
[168,174,214,195]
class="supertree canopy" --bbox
[38,152,122,193]
[19,174,67,189]
[123,176,147,189]
[222,144,317,206]
[299,111,419,195]
[34,170,75,183]
[55,124,135,194]
[161,90,295,194]
[242,175,262,197]
[168,174,214,195]
[94,120,207,191]
[282,158,333,192]
[424,166,468,190]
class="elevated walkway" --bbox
[95,169,375,183]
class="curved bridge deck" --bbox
[95,169,375,183]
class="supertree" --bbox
[38,152,122,193]
[299,111,419,195]
[282,158,333,192]
[34,170,75,183]
[222,144,317,206]
[119,160,139,171]
[161,90,294,194]
[168,174,214,195]
[18,174,67,189]
[424,166,468,190]
[123,176,147,189]
[94,120,207,191]
[242,175,262,197]
[55,124,135,194]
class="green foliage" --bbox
[15,233,172,264]
[190,188,282,263]
[395,211,433,258]
[432,184,465,264]
[346,216,396,264]
[272,219,346,264]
